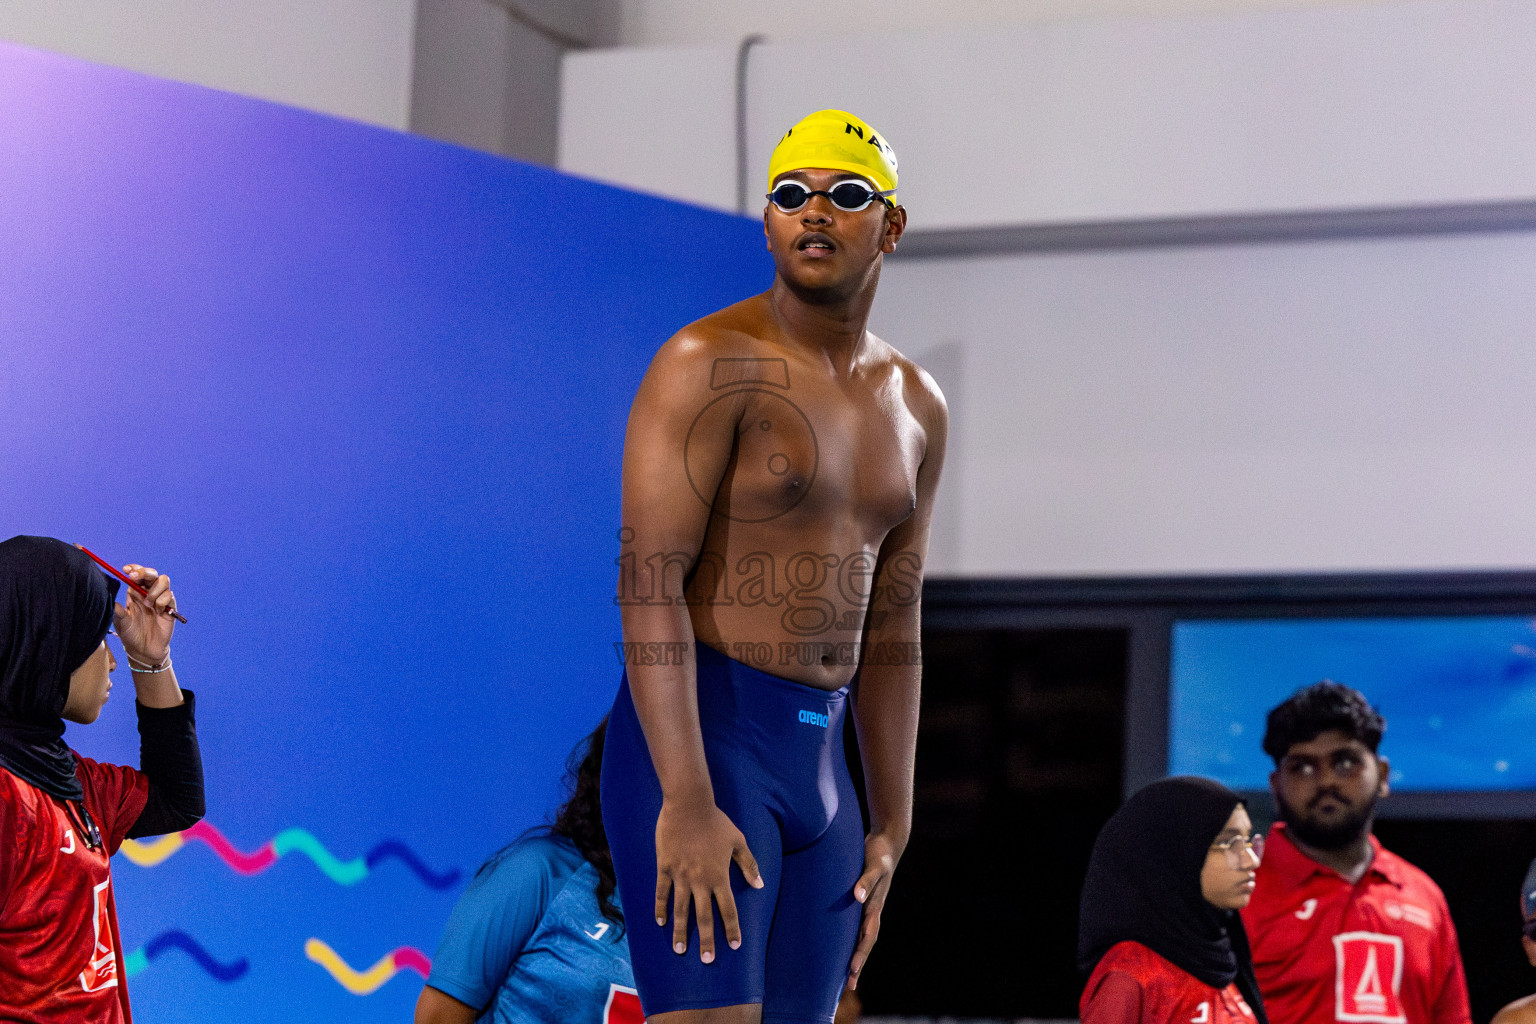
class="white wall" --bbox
[563,0,1536,227]
[0,0,418,129]
[610,0,1386,48]
[563,0,1536,577]
[875,232,1536,576]
[560,43,739,210]
[410,0,576,164]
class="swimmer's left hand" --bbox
[846,832,899,992]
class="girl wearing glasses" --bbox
[0,535,203,1023]
[1078,776,1269,1024]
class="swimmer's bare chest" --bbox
[685,351,925,689]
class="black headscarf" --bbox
[1079,776,1269,1024]
[0,536,119,801]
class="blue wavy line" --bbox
[144,930,250,982]
[365,839,462,890]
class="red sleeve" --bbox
[73,755,150,855]
[1084,970,1147,1024]
[1431,897,1473,1024]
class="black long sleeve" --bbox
[126,690,205,839]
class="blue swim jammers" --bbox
[600,641,864,1024]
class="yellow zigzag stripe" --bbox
[119,833,185,867]
[304,938,397,995]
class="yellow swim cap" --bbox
[767,109,898,202]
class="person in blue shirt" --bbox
[415,719,638,1024]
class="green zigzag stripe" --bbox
[271,828,369,885]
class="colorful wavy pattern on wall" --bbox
[119,820,460,889]
[305,938,431,995]
[123,930,249,982]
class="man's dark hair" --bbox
[1262,681,1385,763]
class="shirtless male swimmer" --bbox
[601,110,947,1024]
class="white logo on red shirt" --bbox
[1333,932,1405,1023]
[604,983,643,1024]
[1296,898,1318,920]
[60,828,75,855]
[1191,1000,1211,1023]
[78,879,119,993]
[1383,900,1434,930]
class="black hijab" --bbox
[1078,776,1269,1024]
[0,536,119,801]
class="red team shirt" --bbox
[1082,941,1258,1024]
[1241,824,1471,1024]
[0,756,149,1024]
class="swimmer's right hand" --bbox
[654,798,763,964]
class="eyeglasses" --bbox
[1210,833,1264,867]
[767,180,895,214]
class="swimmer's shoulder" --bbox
[1494,994,1536,1024]
[643,294,779,383]
[672,293,776,354]
[867,332,949,445]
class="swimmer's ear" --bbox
[882,205,907,254]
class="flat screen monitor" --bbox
[1170,615,1536,792]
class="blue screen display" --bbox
[0,40,770,1023]
[1170,616,1536,791]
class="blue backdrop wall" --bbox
[0,40,771,1022]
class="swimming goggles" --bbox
[767,180,895,214]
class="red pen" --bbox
[76,545,188,624]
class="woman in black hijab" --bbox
[0,535,204,1023]
[1078,776,1268,1024]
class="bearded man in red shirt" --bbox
[1241,683,1470,1024]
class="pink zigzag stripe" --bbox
[183,820,278,875]
[393,948,433,977]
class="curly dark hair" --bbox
[1262,681,1385,763]
[548,716,622,928]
